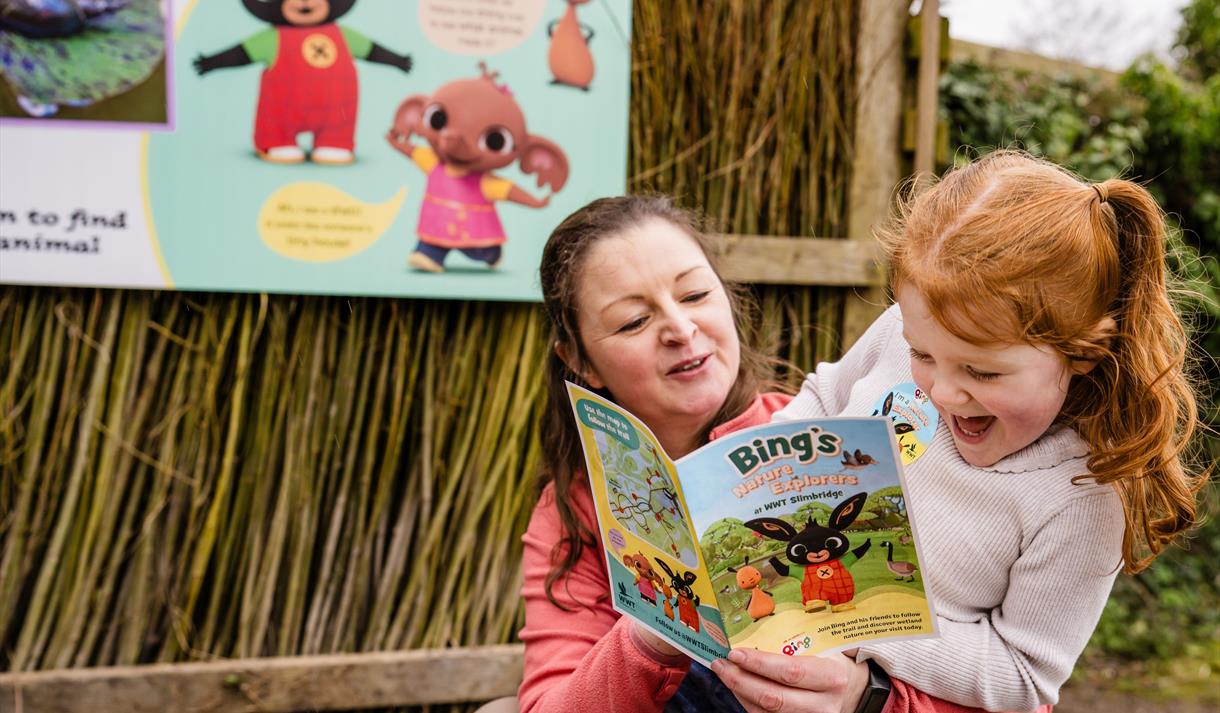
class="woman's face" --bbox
[570,218,740,452]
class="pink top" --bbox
[417,166,507,248]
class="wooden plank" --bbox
[913,0,941,182]
[713,235,884,287]
[0,644,524,713]
[843,0,909,346]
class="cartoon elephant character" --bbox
[194,0,413,165]
[387,63,569,273]
[622,552,664,606]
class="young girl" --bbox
[712,150,1204,712]
[515,195,1039,713]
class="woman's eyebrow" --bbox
[599,294,646,315]
[675,265,710,282]
[596,264,712,316]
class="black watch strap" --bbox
[853,659,892,713]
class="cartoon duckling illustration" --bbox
[726,556,775,621]
[880,541,918,582]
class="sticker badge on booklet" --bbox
[871,383,939,464]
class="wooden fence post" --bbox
[843,0,910,347]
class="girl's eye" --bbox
[967,367,1001,382]
[681,290,711,303]
[909,348,932,362]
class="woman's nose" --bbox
[658,306,698,344]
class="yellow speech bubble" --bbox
[258,183,407,262]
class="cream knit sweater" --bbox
[775,305,1124,713]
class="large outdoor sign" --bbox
[0,0,631,302]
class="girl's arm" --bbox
[774,305,898,422]
[886,679,1052,713]
[859,490,1124,711]
[518,485,690,713]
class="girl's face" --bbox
[897,284,1085,467]
[569,218,740,454]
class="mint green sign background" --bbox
[148,0,630,301]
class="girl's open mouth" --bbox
[952,414,995,441]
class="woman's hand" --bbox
[711,648,870,713]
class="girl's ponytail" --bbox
[1076,178,1204,572]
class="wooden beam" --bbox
[913,0,941,182]
[713,235,885,287]
[843,0,909,346]
[0,644,524,713]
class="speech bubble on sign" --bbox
[577,399,640,450]
[258,183,406,263]
[418,0,545,56]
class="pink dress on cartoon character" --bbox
[416,167,507,249]
[635,576,656,604]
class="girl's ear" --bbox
[1071,316,1118,375]
[554,340,605,388]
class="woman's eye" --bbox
[478,126,515,154]
[617,317,647,333]
[681,290,711,303]
[967,366,1001,382]
[908,348,931,362]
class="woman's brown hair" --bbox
[537,195,779,606]
[880,150,1206,572]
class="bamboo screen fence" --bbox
[0,0,867,679]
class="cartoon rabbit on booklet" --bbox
[745,492,873,614]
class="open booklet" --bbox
[567,382,938,666]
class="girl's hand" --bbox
[711,648,870,713]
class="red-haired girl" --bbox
[715,150,1206,712]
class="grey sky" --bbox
[939,0,1191,71]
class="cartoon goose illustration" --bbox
[880,541,918,582]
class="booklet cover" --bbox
[567,382,938,665]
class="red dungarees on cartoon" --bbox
[254,25,358,153]
[802,558,855,606]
